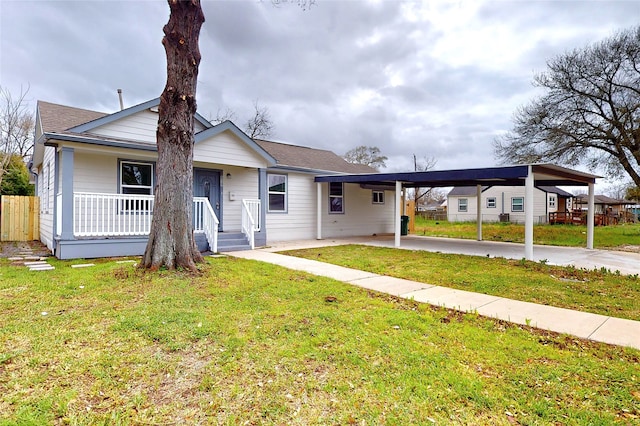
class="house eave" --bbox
[43,132,157,152]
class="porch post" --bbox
[524,165,534,260]
[256,168,268,247]
[587,183,595,249]
[59,146,75,240]
[316,181,322,240]
[395,180,401,247]
[476,184,482,241]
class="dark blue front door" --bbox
[194,169,221,230]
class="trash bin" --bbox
[401,215,409,235]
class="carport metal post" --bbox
[395,180,401,247]
[316,182,322,240]
[525,165,534,260]
[587,183,595,249]
[476,184,482,241]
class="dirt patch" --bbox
[0,240,51,258]
[614,245,640,253]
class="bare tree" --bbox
[210,106,237,125]
[271,0,316,10]
[494,26,640,186]
[246,99,274,139]
[0,86,34,189]
[343,145,387,170]
[210,100,274,139]
[141,0,205,272]
[411,154,437,209]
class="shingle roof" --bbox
[537,186,573,197]
[37,101,107,133]
[448,186,488,196]
[575,194,632,205]
[255,139,376,174]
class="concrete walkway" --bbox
[228,236,640,350]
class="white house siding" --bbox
[39,146,56,251]
[266,178,395,242]
[266,172,317,241]
[448,187,554,224]
[195,131,268,169]
[321,184,395,238]
[74,153,118,193]
[87,109,208,145]
[89,110,159,144]
[213,165,259,232]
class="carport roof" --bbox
[314,164,599,188]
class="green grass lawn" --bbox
[414,217,640,249]
[1,256,639,425]
[285,245,640,322]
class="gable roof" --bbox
[33,98,371,175]
[254,139,376,174]
[69,98,212,133]
[195,121,276,165]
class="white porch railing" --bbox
[241,199,261,249]
[74,192,155,236]
[72,193,220,252]
[193,197,219,253]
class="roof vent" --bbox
[117,89,124,111]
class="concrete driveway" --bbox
[263,234,640,276]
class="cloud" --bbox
[1,0,638,180]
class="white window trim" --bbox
[119,160,154,195]
[329,182,344,214]
[372,190,385,204]
[511,197,524,212]
[486,197,496,208]
[267,173,287,213]
[458,198,468,212]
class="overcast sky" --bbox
[1,0,639,188]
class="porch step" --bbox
[217,232,251,252]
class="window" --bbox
[267,173,287,212]
[512,197,524,212]
[120,161,154,212]
[458,198,468,212]
[329,182,344,213]
[486,197,496,208]
[549,195,556,209]
[372,190,384,204]
[42,163,50,213]
[120,161,153,195]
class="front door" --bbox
[194,169,222,230]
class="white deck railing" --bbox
[241,199,261,249]
[74,192,155,237]
[193,197,219,253]
[72,193,219,252]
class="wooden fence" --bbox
[0,195,39,241]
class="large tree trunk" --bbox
[141,0,205,271]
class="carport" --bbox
[315,164,599,260]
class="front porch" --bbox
[53,192,262,259]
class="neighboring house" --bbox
[447,185,573,224]
[573,194,635,224]
[573,194,632,215]
[30,98,393,259]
